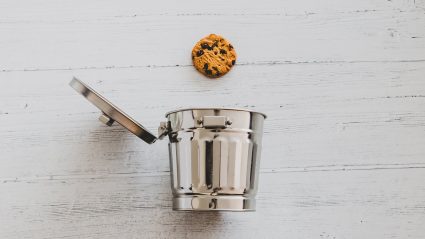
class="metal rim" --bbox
[165,107,267,118]
[172,196,256,211]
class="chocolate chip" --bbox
[201,43,210,49]
[212,41,218,48]
[212,67,221,77]
[220,49,227,54]
[232,60,235,65]
[203,63,209,70]
[196,50,204,57]
[228,44,233,50]
[205,69,213,75]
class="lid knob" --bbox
[99,113,115,126]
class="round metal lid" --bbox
[69,77,157,144]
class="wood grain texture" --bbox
[0,0,424,238]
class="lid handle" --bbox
[99,113,115,126]
[69,77,158,144]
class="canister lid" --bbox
[69,77,157,144]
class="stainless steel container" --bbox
[70,78,266,211]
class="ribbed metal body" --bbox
[166,109,265,211]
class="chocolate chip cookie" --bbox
[191,34,236,78]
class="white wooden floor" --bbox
[1,0,425,238]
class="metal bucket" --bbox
[70,78,266,211]
[166,108,265,211]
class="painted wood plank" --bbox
[0,62,424,178]
[0,1,424,70]
[1,169,424,238]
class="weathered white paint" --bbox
[0,0,424,238]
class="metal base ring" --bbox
[172,195,256,211]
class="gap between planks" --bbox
[2,162,425,183]
[1,59,425,73]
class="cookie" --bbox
[191,34,236,78]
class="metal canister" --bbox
[70,78,266,211]
[166,108,265,210]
